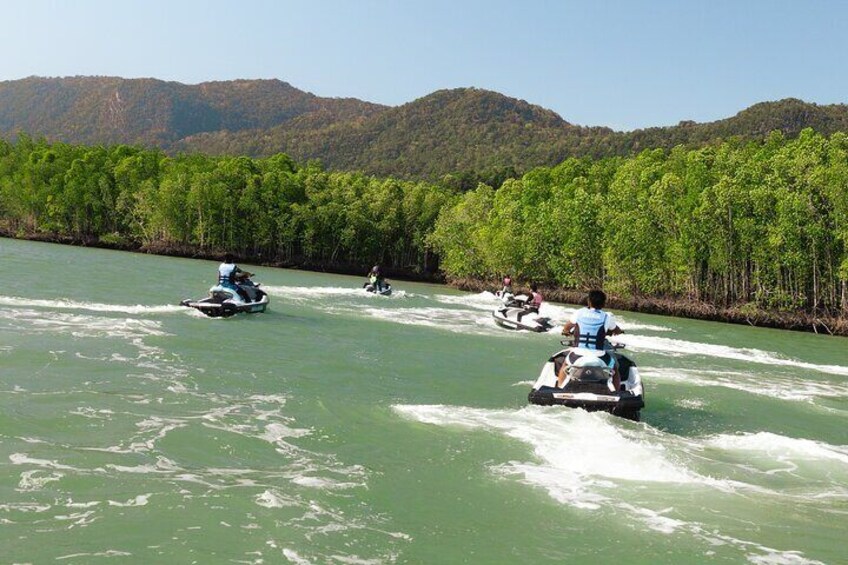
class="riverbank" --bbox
[3,231,845,336]
[0,230,446,283]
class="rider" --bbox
[218,253,252,301]
[516,283,543,321]
[499,275,513,297]
[557,289,624,389]
[368,265,386,292]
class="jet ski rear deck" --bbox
[528,346,644,420]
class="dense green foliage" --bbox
[1,130,846,316]
[430,130,848,315]
[5,77,848,181]
[0,135,454,272]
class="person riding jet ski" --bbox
[181,253,269,317]
[527,289,642,420]
[516,283,543,322]
[559,289,624,389]
[364,265,392,295]
[496,275,513,298]
[219,254,252,302]
[492,282,553,332]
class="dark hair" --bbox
[587,289,606,308]
[530,283,538,292]
[224,253,234,263]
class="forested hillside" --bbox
[0,76,384,146]
[3,77,848,179]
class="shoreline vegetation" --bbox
[1,131,846,336]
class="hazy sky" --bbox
[3,0,846,130]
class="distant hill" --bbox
[2,76,848,179]
[176,88,615,178]
[0,76,384,146]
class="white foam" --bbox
[56,550,133,560]
[282,549,313,565]
[616,319,674,332]
[0,295,183,314]
[615,335,848,375]
[359,306,502,336]
[65,500,101,509]
[676,398,707,409]
[432,291,501,310]
[290,476,360,490]
[329,555,385,565]
[643,367,848,401]
[108,494,151,507]
[0,502,51,513]
[264,285,407,300]
[69,407,115,420]
[264,285,363,298]
[10,453,79,471]
[260,423,312,443]
[707,432,848,466]
[747,551,824,565]
[256,489,298,508]
[16,470,63,492]
[0,307,170,340]
[394,404,703,510]
[54,509,98,525]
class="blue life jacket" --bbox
[574,308,608,350]
[218,263,238,287]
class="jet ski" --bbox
[364,281,392,295]
[528,342,644,421]
[180,277,269,317]
[492,293,554,332]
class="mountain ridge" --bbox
[2,76,847,178]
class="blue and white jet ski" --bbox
[492,292,554,332]
[528,342,644,421]
[181,277,269,318]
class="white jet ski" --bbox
[181,277,269,318]
[492,292,554,332]
[527,342,644,421]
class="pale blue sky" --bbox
[2,0,845,130]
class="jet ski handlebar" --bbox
[559,339,626,350]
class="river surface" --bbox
[1,237,847,564]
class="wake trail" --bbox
[614,334,848,375]
[0,295,184,315]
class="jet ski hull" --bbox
[528,388,644,420]
[181,283,269,318]
[364,283,392,296]
[528,349,644,421]
[492,307,553,332]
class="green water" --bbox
[1,237,846,564]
